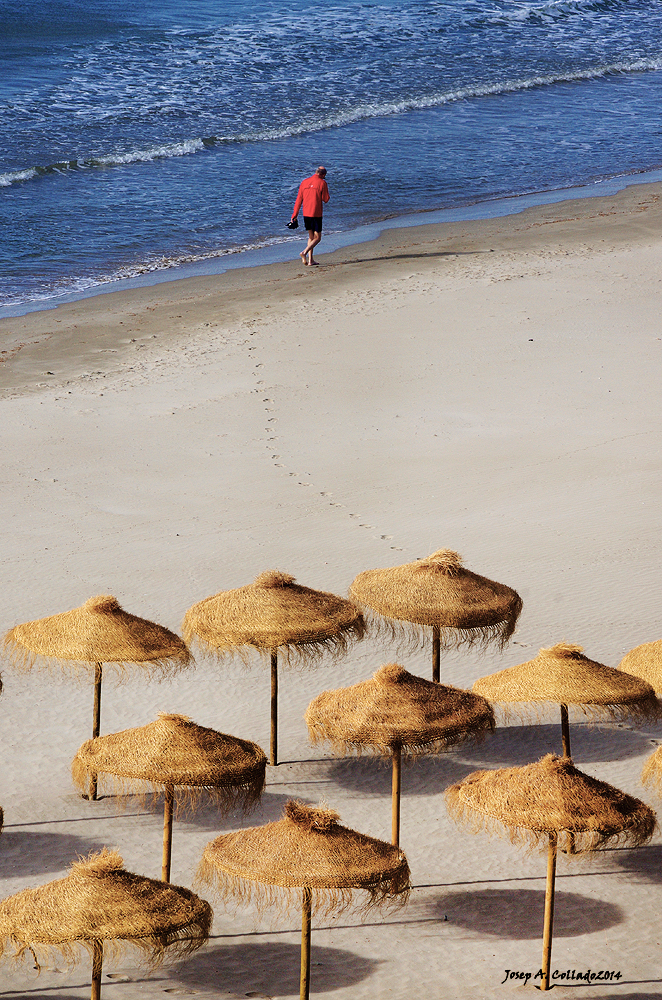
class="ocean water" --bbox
[2,0,662,311]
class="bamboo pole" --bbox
[270,649,278,766]
[91,939,103,1000]
[432,625,440,683]
[162,783,175,882]
[560,704,571,758]
[540,832,558,991]
[300,887,312,1000]
[391,745,402,847]
[87,663,103,801]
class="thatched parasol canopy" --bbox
[0,848,212,969]
[183,571,365,663]
[446,753,656,991]
[198,800,408,1000]
[198,798,410,914]
[306,663,495,757]
[619,639,662,692]
[4,595,191,675]
[183,571,365,767]
[446,753,656,854]
[473,642,660,722]
[306,663,495,847]
[641,743,662,795]
[72,713,266,809]
[349,549,522,652]
[4,596,193,800]
[72,714,266,882]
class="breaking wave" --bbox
[2,54,661,188]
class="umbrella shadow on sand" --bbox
[426,888,623,938]
[583,994,662,999]
[173,940,379,996]
[609,843,662,883]
[0,832,107,879]
[323,753,478,797]
[457,723,656,767]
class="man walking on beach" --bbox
[291,166,329,266]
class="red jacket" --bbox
[292,174,330,218]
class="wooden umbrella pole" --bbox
[91,939,103,1000]
[162,783,175,882]
[270,649,278,766]
[300,887,312,1000]
[560,704,571,758]
[558,705,576,853]
[540,832,558,991]
[88,663,103,801]
[391,744,402,847]
[432,625,440,683]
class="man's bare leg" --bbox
[307,231,321,265]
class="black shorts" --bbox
[303,216,323,233]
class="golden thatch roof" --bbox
[472,642,661,721]
[71,713,266,810]
[641,743,662,795]
[349,549,522,649]
[445,753,656,854]
[619,639,662,692]
[306,663,494,756]
[3,595,192,676]
[197,799,410,916]
[183,570,365,662]
[0,849,212,967]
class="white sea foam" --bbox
[3,53,661,191]
[93,139,205,166]
[0,234,301,308]
[0,168,39,187]
[212,55,662,141]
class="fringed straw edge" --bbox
[0,913,212,972]
[70,766,265,818]
[195,862,410,921]
[184,617,366,670]
[445,789,657,855]
[482,698,662,726]
[2,641,192,683]
[307,720,494,760]
[354,607,515,656]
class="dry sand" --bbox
[1,181,662,998]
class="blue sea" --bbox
[2,0,662,313]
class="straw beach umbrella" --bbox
[641,742,662,796]
[619,639,662,691]
[183,571,365,766]
[473,642,660,759]
[197,799,409,1000]
[4,595,192,799]
[72,713,267,881]
[305,663,495,846]
[446,754,656,991]
[349,549,522,682]
[0,848,212,1000]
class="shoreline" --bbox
[2,177,662,397]
[3,164,662,322]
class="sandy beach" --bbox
[1,180,662,999]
